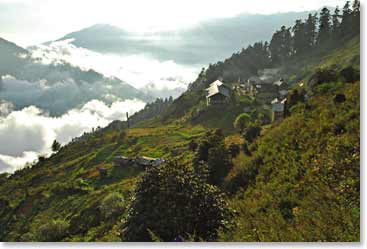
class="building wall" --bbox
[207,94,228,105]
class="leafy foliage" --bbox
[100,192,125,220]
[122,161,233,241]
[51,140,61,152]
[234,113,251,133]
[35,219,69,242]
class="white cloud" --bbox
[29,40,197,97]
[0,98,145,173]
[0,74,144,114]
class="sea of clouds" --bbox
[0,98,145,173]
[29,39,199,98]
[0,39,199,173]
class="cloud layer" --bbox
[29,40,197,98]
[0,98,145,173]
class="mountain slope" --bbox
[221,81,360,241]
[0,34,360,241]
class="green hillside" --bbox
[221,81,360,241]
[0,3,360,241]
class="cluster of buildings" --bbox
[97,155,165,178]
[205,68,289,122]
[113,155,165,168]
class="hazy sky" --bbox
[0,0,345,46]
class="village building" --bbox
[135,156,165,168]
[206,80,231,106]
[274,79,289,98]
[271,98,287,122]
[113,155,165,169]
[253,83,279,103]
[113,156,133,166]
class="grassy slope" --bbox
[0,124,206,241]
[217,37,360,241]
[0,36,360,241]
[286,36,360,84]
[221,81,360,241]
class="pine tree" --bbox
[317,7,331,45]
[340,1,353,36]
[269,26,293,64]
[304,14,318,50]
[282,26,293,59]
[351,0,360,35]
[51,140,61,152]
[331,7,341,38]
[292,19,307,55]
[269,30,283,65]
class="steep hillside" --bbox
[0,3,360,241]
[221,81,360,241]
[0,35,360,241]
[0,122,206,241]
[158,35,360,131]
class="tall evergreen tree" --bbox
[317,7,331,45]
[351,0,360,35]
[269,30,283,65]
[292,19,307,55]
[282,26,293,59]
[269,26,292,64]
[304,14,318,49]
[340,1,353,36]
[331,7,341,38]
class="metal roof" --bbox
[206,80,231,98]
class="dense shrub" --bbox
[194,129,232,185]
[207,144,232,185]
[243,124,262,143]
[35,219,69,241]
[69,206,102,235]
[334,93,346,103]
[228,143,240,158]
[122,161,233,241]
[309,69,338,87]
[234,113,251,133]
[339,66,359,83]
[100,192,125,220]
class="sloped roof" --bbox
[206,80,231,98]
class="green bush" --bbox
[35,219,69,241]
[100,192,125,220]
[243,123,261,143]
[339,66,359,83]
[228,143,240,158]
[122,161,233,241]
[234,113,251,133]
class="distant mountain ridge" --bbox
[51,11,313,65]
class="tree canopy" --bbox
[122,161,233,241]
